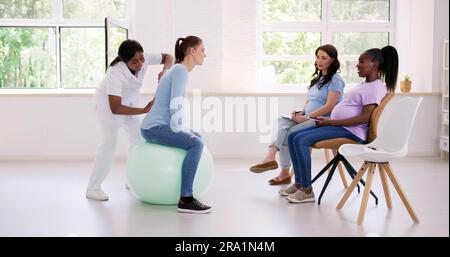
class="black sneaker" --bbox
[177,198,212,214]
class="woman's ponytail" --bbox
[174,38,185,64]
[365,45,399,92]
[109,56,121,67]
[380,45,399,92]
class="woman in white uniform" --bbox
[86,39,173,201]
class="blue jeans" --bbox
[287,126,365,188]
[270,117,316,168]
[141,125,203,197]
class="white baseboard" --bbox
[0,151,441,161]
[406,150,441,157]
[0,154,97,162]
[210,150,441,159]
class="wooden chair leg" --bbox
[332,149,349,189]
[323,149,332,174]
[324,149,331,166]
[382,163,420,223]
[337,161,370,209]
[378,163,392,209]
[357,163,376,224]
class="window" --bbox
[60,27,105,88]
[0,0,52,19]
[0,0,129,89]
[262,31,321,85]
[105,17,128,70]
[260,0,393,90]
[0,27,56,88]
[63,0,126,19]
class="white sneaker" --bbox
[86,189,109,201]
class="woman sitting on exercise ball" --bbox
[140,36,212,214]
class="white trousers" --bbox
[87,117,142,190]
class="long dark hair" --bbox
[309,44,340,89]
[174,36,202,63]
[364,46,399,92]
[109,39,144,67]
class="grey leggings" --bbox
[269,117,316,168]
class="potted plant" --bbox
[400,75,412,93]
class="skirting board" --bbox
[0,151,441,161]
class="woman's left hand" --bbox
[291,114,308,124]
[315,116,334,127]
[143,98,155,113]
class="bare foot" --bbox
[273,169,291,180]
[257,146,278,164]
[258,157,276,164]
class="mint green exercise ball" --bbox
[126,141,214,205]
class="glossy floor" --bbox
[0,156,448,237]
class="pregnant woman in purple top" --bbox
[280,46,399,204]
[249,44,345,186]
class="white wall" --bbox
[0,94,441,160]
[133,0,224,93]
[222,0,258,92]
[393,0,436,92]
[394,0,449,92]
[133,0,259,94]
[432,0,449,92]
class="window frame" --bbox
[105,17,129,72]
[0,0,132,91]
[258,0,396,92]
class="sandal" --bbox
[268,176,291,185]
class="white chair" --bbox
[336,97,423,224]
